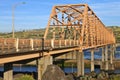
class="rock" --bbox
[42,65,67,80]
[13,73,24,80]
[90,71,97,78]
[65,73,75,80]
[97,71,109,80]
[90,78,96,80]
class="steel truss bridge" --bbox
[0,4,116,80]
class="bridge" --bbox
[0,4,115,80]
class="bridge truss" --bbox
[44,4,115,47]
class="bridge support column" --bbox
[4,63,13,80]
[91,49,94,72]
[77,50,84,76]
[105,46,108,71]
[37,55,53,80]
[101,47,105,70]
[110,45,115,70]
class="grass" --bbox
[15,74,34,80]
[0,29,45,39]
[109,26,120,43]
[113,75,120,80]
[0,26,120,43]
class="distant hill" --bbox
[0,26,120,43]
[0,29,45,39]
[108,26,120,43]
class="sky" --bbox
[0,0,120,32]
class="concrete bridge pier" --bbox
[101,45,115,70]
[91,49,94,72]
[109,44,115,70]
[105,45,109,71]
[37,55,53,80]
[101,47,105,70]
[76,50,84,76]
[4,63,13,80]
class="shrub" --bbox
[113,75,120,80]
[15,74,34,80]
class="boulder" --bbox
[42,65,67,80]
[65,73,75,80]
[13,73,24,80]
[97,71,109,80]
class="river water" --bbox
[0,66,120,74]
[0,46,120,74]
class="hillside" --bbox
[0,26,120,43]
[109,26,120,43]
[0,29,45,39]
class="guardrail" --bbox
[0,38,79,54]
[0,38,115,55]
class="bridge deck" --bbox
[0,38,114,64]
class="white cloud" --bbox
[89,1,120,26]
[90,1,120,17]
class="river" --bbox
[0,46,120,74]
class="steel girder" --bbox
[44,4,116,47]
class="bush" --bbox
[113,75,120,80]
[15,74,34,80]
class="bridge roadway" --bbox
[0,4,116,80]
[0,38,114,64]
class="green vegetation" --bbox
[0,26,120,43]
[15,74,34,80]
[56,61,90,68]
[109,26,120,43]
[0,29,45,39]
[113,75,120,80]
[57,62,76,68]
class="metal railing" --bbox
[0,38,79,54]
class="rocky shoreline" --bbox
[0,65,120,80]
[42,65,120,80]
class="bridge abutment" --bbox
[4,63,13,80]
[37,55,53,80]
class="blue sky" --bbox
[0,0,120,32]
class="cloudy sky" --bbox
[0,0,120,32]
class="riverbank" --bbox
[0,71,36,80]
[0,66,119,80]
[42,65,120,80]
